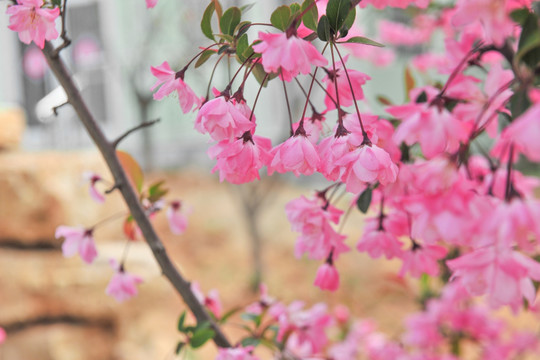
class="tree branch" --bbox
[112,118,160,148]
[40,42,231,349]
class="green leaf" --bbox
[195,50,215,68]
[339,36,384,47]
[271,5,292,31]
[236,33,250,62]
[201,2,216,41]
[51,0,62,7]
[214,33,235,43]
[175,341,186,355]
[220,7,242,36]
[235,21,252,38]
[301,0,318,31]
[356,187,372,213]
[218,44,231,55]
[317,15,331,42]
[510,8,530,25]
[252,63,275,87]
[190,328,216,348]
[177,311,187,332]
[415,91,427,103]
[510,87,531,119]
[326,0,352,33]
[517,11,540,68]
[117,150,144,193]
[240,337,261,347]
[340,6,356,38]
[241,313,262,327]
[219,307,241,324]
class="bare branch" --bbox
[40,42,231,349]
[112,118,160,148]
[52,100,69,116]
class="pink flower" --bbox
[195,97,255,142]
[452,0,514,46]
[322,56,370,110]
[166,201,189,235]
[216,346,260,360]
[83,171,105,203]
[208,134,272,184]
[191,282,222,318]
[314,263,340,292]
[55,226,98,264]
[336,144,399,193]
[0,328,5,344]
[105,259,143,303]
[252,32,327,82]
[285,195,350,260]
[448,247,540,312]
[145,0,158,8]
[359,0,430,9]
[7,0,60,49]
[496,103,540,162]
[399,243,447,278]
[150,61,200,113]
[388,92,470,158]
[268,134,320,177]
[357,228,403,260]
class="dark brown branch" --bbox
[53,100,69,115]
[112,118,160,148]
[41,42,231,349]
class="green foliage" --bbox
[317,15,331,42]
[326,0,352,34]
[147,180,169,203]
[516,9,540,68]
[301,0,319,31]
[201,2,218,41]
[220,7,242,36]
[271,5,292,31]
[356,187,372,213]
[195,50,216,68]
[339,36,384,47]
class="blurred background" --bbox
[0,1,424,359]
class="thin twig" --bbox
[52,0,71,58]
[52,101,69,116]
[112,118,160,148]
[41,41,231,349]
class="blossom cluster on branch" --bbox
[6,0,540,358]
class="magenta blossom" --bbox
[105,259,143,303]
[215,346,260,360]
[83,171,105,203]
[195,96,255,142]
[314,262,340,292]
[166,201,190,235]
[253,32,327,82]
[150,61,200,113]
[7,0,60,49]
[55,226,98,264]
[191,281,222,319]
[322,56,371,110]
[208,134,272,184]
[145,0,158,8]
[336,143,399,193]
[268,134,320,177]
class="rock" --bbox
[0,151,123,246]
[0,105,25,151]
